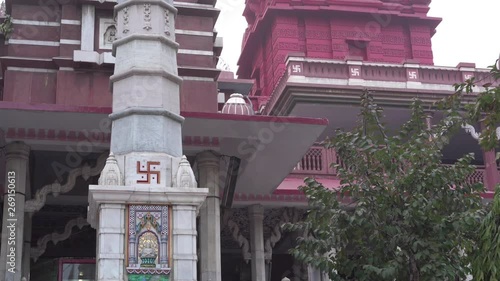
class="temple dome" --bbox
[221,93,254,115]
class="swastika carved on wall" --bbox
[136,161,161,184]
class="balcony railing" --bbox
[292,146,488,185]
[263,57,496,115]
[293,146,337,175]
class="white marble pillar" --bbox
[95,203,126,281]
[0,142,30,281]
[307,265,330,281]
[21,217,31,281]
[249,204,266,281]
[81,5,95,51]
[197,151,221,281]
[172,205,198,281]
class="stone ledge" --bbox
[73,50,115,65]
[88,185,208,228]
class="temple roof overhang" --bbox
[0,102,328,195]
[182,112,328,195]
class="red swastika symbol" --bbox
[136,161,161,184]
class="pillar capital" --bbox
[423,110,434,118]
[196,151,219,167]
[5,142,30,160]
[248,204,264,217]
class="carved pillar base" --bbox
[88,185,207,281]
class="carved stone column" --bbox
[307,265,330,281]
[22,166,31,281]
[197,151,221,281]
[249,205,266,281]
[172,205,199,281]
[483,149,498,191]
[0,142,30,281]
[481,123,499,191]
[95,203,126,281]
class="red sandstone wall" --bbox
[2,1,220,113]
[238,0,438,105]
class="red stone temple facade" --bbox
[0,0,497,280]
[238,0,440,108]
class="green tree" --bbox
[451,63,500,281]
[285,92,485,281]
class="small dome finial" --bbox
[221,93,254,115]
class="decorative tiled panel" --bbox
[127,205,170,279]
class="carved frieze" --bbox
[99,18,117,50]
[123,7,130,34]
[143,4,152,31]
[164,9,170,36]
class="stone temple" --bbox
[0,0,497,280]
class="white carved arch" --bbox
[31,217,89,262]
[462,123,500,141]
[264,208,302,261]
[222,210,251,262]
[25,153,107,213]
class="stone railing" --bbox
[292,146,489,186]
[264,57,496,115]
[292,145,337,175]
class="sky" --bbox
[214,0,500,73]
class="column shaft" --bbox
[21,216,31,281]
[483,149,499,191]
[96,204,125,281]
[197,151,221,281]
[424,111,433,141]
[0,142,30,281]
[81,5,95,51]
[172,205,198,281]
[22,166,32,281]
[481,122,499,190]
[249,204,266,281]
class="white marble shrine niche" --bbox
[127,205,170,280]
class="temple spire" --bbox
[88,1,208,281]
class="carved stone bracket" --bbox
[222,209,251,262]
[462,123,500,141]
[25,152,108,213]
[462,124,480,140]
[31,217,89,262]
[264,208,302,261]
